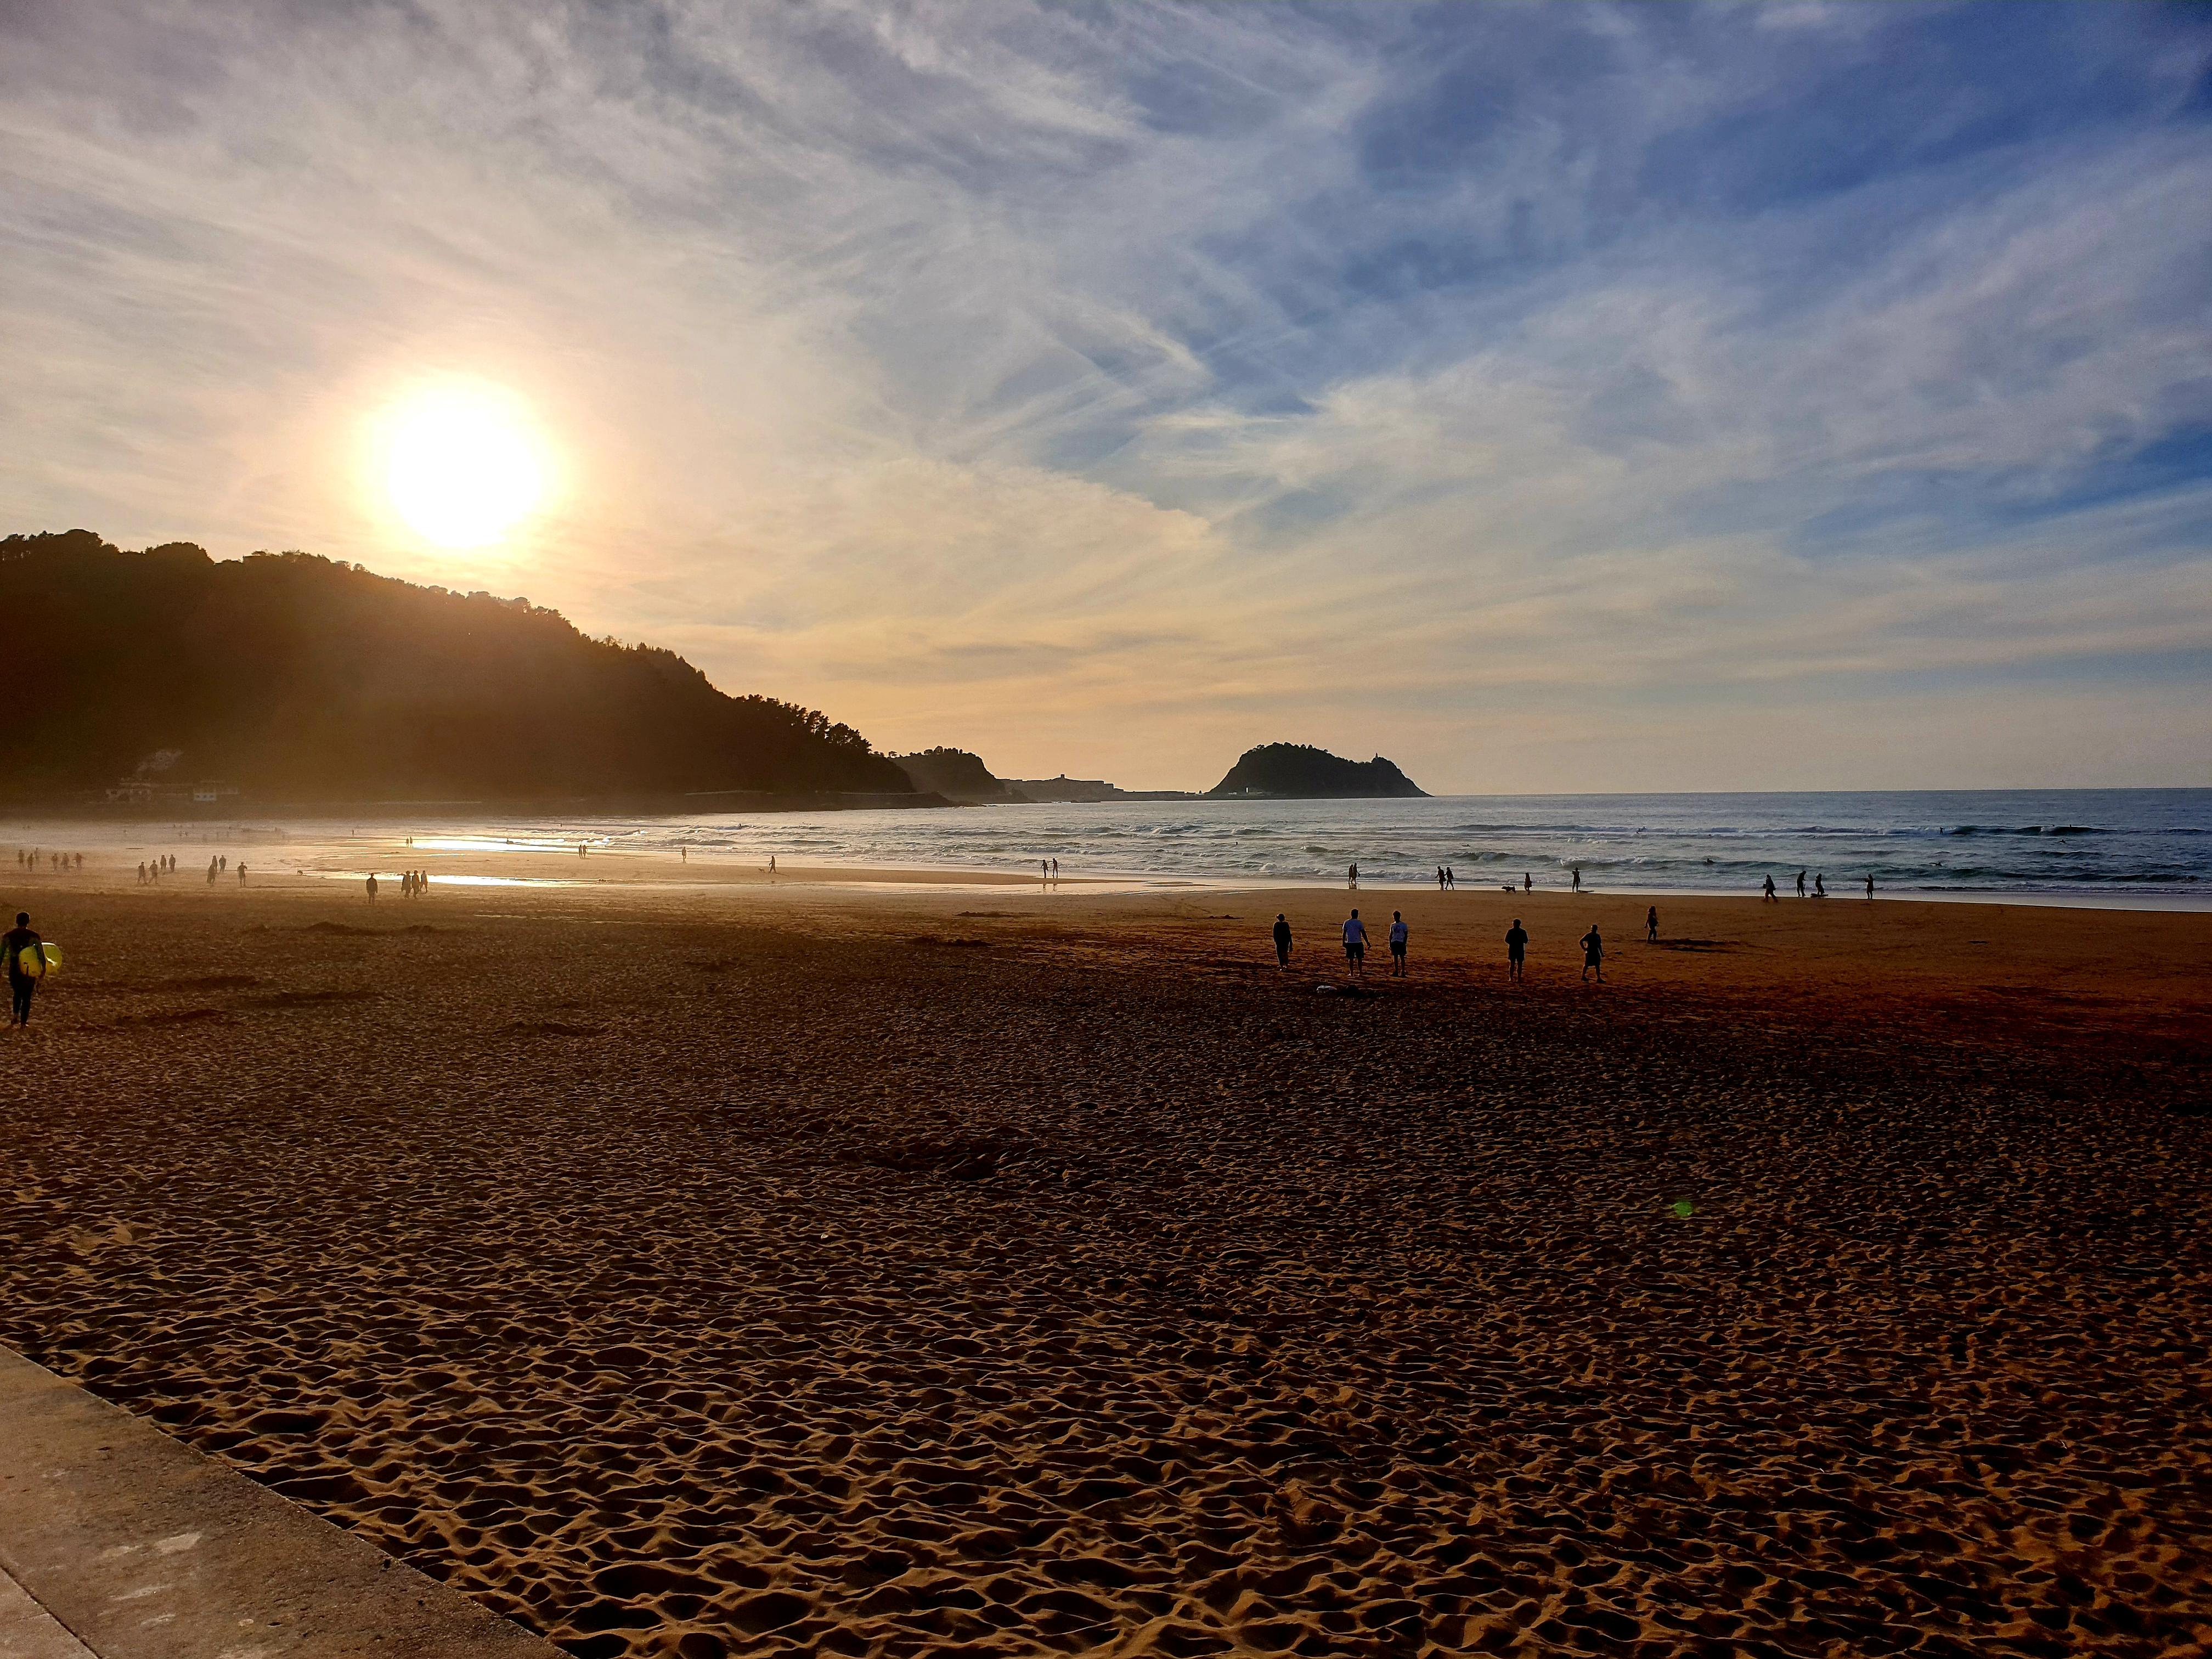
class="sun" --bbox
[382,390,547,549]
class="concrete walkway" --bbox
[0,1346,558,1659]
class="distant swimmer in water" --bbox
[1505,918,1528,981]
[1273,913,1292,970]
[1646,905,1659,943]
[1763,874,1778,902]
[1388,911,1408,977]
[1581,924,1604,983]
[1341,908,1368,977]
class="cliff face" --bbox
[0,530,912,803]
[891,748,1023,803]
[1208,743,1428,799]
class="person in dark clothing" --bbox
[1505,919,1528,982]
[4,913,46,1027]
[1645,905,1659,943]
[1272,913,1292,971]
[1581,924,1604,983]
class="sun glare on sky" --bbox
[381,388,546,549]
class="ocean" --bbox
[346,788,2212,905]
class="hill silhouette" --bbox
[1209,743,1427,799]
[0,531,915,806]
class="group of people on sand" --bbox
[202,854,247,885]
[1761,870,1875,901]
[368,871,433,899]
[1272,908,1619,984]
[16,849,82,872]
[136,854,179,884]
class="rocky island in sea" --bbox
[1207,742,1428,799]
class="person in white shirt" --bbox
[1341,909,1368,976]
[1387,911,1409,977]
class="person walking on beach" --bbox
[1523,872,1532,893]
[1446,865,1456,890]
[236,864,247,886]
[1272,913,1292,971]
[1865,872,1874,900]
[1052,858,1059,881]
[1437,866,1446,892]
[4,913,46,1028]
[1388,911,1409,976]
[1505,918,1528,982]
[1348,862,1359,890]
[366,873,378,902]
[769,855,776,874]
[1796,869,1807,898]
[1645,905,1659,943]
[1581,924,1604,983]
[1814,872,1826,898]
[1342,909,1368,977]
[1763,874,1777,902]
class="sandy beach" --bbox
[1,856,2207,1657]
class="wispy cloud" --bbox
[2,0,2208,789]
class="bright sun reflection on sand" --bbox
[381,388,546,548]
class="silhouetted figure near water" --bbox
[1571,866,1583,893]
[1865,873,1874,900]
[1646,906,1659,942]
[5,913,45,1027]
[1814,873,1826,898]
[366,873,378,902]
[1389,911,1408,976]
[237,864,247,886]
[1348,862,1359,890]
[1437,867,1446,891]
[1581,925,1604,983]
[1796,869,1807,898]
[1763,874,1778,902]
[1523,872,1532,893]
[1273,913,1291,970]
[1505,919,1527,981]
[1342,909,1368,976]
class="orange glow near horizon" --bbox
[379,387,548,549]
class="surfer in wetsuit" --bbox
[4,913,45,1028]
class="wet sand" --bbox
[0,865,2207,1658]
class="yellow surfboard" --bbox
[18,943,58,977]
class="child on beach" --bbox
[1388,912,1408,976]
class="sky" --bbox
[4,0,2210,793]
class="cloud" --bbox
[1,0,2208,789]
